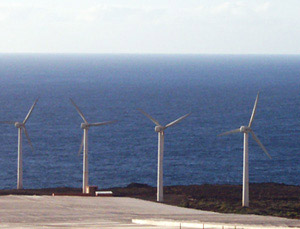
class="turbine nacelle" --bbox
[15,122,24,128]
[80,123,89,129]
[240,126,251,133]
[155,126,165,133]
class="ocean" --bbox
[0,54,299,189]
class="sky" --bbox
[0,0,300,54]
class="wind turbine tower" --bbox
[139,109,190,202]
[0,98,38,189]
[70,99,116,194]
[219,92,271,207]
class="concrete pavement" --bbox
[0,195,299,228]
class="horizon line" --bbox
[1,52,300,56]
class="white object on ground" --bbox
[95,191,113,196]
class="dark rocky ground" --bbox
[1,183,299,219]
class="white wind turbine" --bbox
[138,109,191,202]
[218,92,271,207]
[70,99,116,194]
[0,98,38,189]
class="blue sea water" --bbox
[0,54,299,189]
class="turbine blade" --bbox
[78,134,84,156]
[89,120,117,127]
[250,130,272,159]
[138,109,160,126]
[218,128,240,136]
[0,121,16,124]
[165,112,191,128]
[248,92,260,127]
[23,127,34,153]
[23,98,39,124]
[70,98,88,124]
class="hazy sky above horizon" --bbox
[1,0,300,54]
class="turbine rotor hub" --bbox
[155,126,165,132]
[240,126,251,133]
[81,123,89,129]
[15,122,24,128]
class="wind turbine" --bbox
[0,98,38,189]
[138,109,191,202]
[218,92,271,207]
[70,99,116,194]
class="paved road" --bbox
[0,196,299,228]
